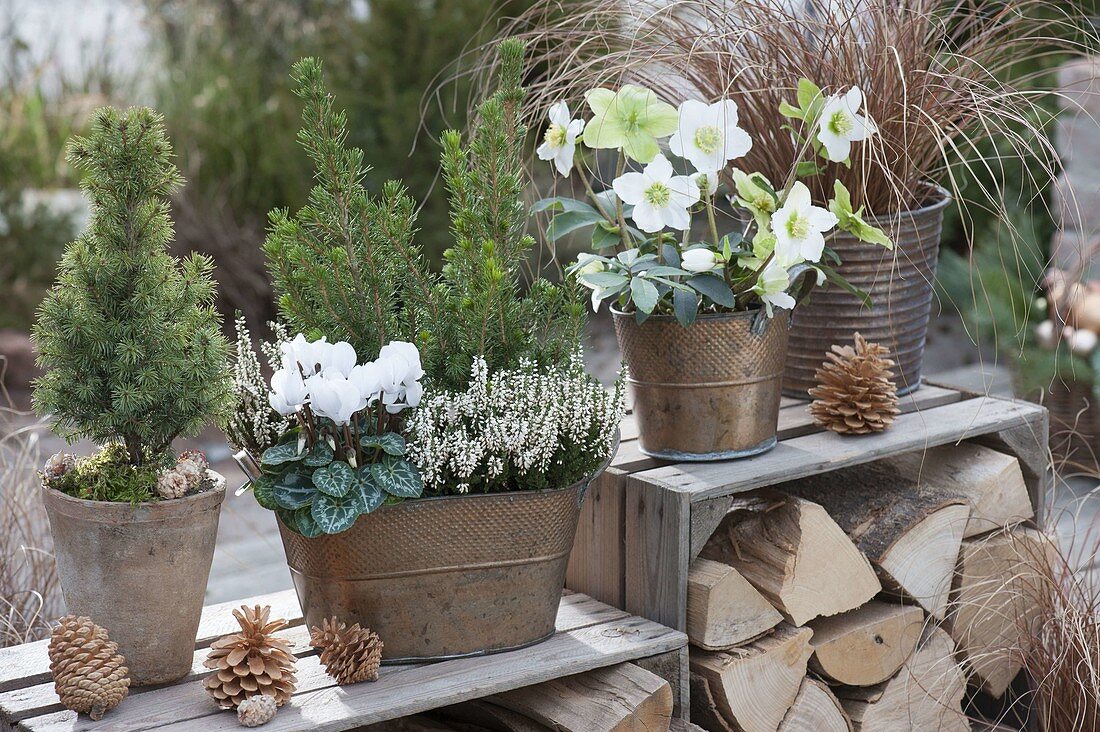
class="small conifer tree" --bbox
[33,107,232,484]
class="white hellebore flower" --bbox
[613,154,700,233]
[817,86,877,163]
[269,367,309,416]
[305,373,361,426]
[681,248,720,273]
[536,102,585,177]
[691,171,718,198]
[669,100,752,174]
[755,260,796,316]
[772,182,838,266]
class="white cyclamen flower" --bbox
[612,154,701,233]
[755,260,796,316]
[772,182,838,266]
[280,333,334,376]
[536,102,585,177]
[377,341,425,414]
[306,373,361,426]
[269,367,309,416]
[324,341,357,378]
[681,248,720,273]
[669,100,752,174]
[817,86,876,163]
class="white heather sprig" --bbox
[406,352,625,495]
[225,315,291,456]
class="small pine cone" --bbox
[48,615,130,721]
[237,694,277,727]
[310,617,383,685]
[156,469,190,500]
[203,605,297,709]
[809,332,900,435]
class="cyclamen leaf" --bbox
[312,460,356,498]
[250,476,278,511]
[356,467,386,513]
[370,456,424,498]
[360,432,407,456]
[271,473,316,510]
[302,441,334,466]
[261,442,304,466]
[311,491,363,534]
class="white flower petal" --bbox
[612,172,650,205]
[631,201,666,233]
[645,153,675,182]
[548,101,570,127]
[661,203,693,231]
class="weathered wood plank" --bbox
[565,468,627,607]
[640,397,1042,504]
[624,475,691,632]
[12,595,648,732]
[132,616,686,732]
[0,589,303,695]
[775,384,962,439]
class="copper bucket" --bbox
[613,307,789,461]
[783,186,952,397]
[277,471,604,662]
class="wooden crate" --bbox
[0,591,687,731]
[566,384,1050,631]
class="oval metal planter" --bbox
[277,465,608,662]
[41,474,226,686]
[613,307,788,461]
[783,187,952,397]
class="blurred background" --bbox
[2,0,1100,641]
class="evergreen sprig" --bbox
[32,107,232,469]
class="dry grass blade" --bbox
[0,377,63,647]
[484,0,1094,231]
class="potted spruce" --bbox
[535,81,890,460]
[509,0,1071,395]
[225,43,623,661]
[32,107,233,685]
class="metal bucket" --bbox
[277,476,595,662]
[783,187,952,397]
[42,474,226,686]
[613,308,789,461]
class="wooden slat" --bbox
[566,468,627,607]
[0,589,303,695]
[624,475,691,632]
[13,594,668,732]
[638,397,1044,504]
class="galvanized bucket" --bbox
[783,187,952,397]
[613,307,789,461]
[274,459,611,662]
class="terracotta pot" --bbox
[42,473,226,685]
[783,186,952,397]
[277,475,598,662]
[613,307,788,461]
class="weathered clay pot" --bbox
[276,470,605,662]
[783,187,952,396]
[613,307,789,461]
[42,473,225,686]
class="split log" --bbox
[778,677,853,732]
[690,624,814,732]
[434,700,550,731]
[701,495,881,625]
[670,720,709,732]
[882,443,1032,537]
[688,558,783,650]
[490,662,673,732]
[948,528,1053,698]
[838,626,968,732]
[781,463,970,618]
[807,601,924,687]
[689,671,735,732]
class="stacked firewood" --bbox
[687,442,1041,732]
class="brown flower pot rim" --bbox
[42,470,226,523]
[611,306,762,325]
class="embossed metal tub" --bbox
[277,474,600,662]
[613,307,788,461]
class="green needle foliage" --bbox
[32,107,233,481]
[265,41,584,392]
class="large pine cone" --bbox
[48,615,130,721]
[310,617,383,685]
[202,605,297,709]
[809,332,900,435]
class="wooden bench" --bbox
[0,592,687,731]
[566,383,1050,632]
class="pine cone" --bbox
[48,615,130,721]
[310,617,383,685]
[809,333,900,435]
[203,605,297,709]
[237,694,278,727]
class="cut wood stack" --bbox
[686,442,1038,732]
